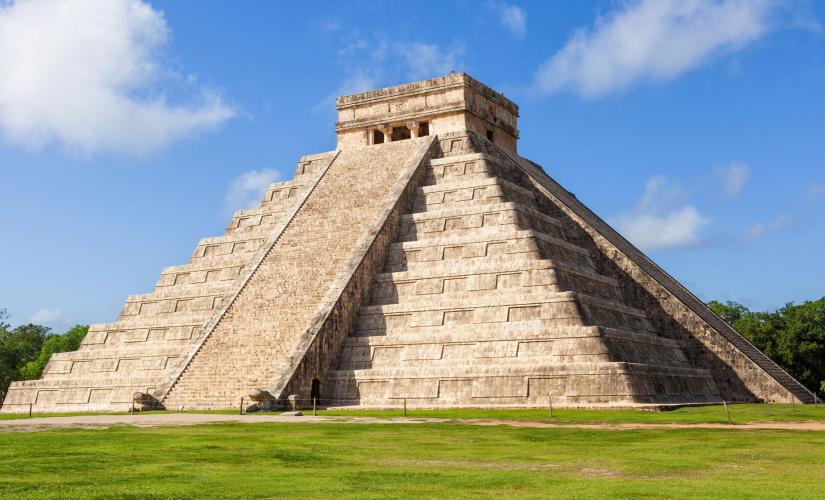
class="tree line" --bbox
[708,298,825,395]
[0,298,823,400]
[0,309,87,398]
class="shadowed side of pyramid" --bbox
[324,134,722,407]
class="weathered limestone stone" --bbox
[1,74,815,413]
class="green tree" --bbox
[0,321,50,396]
[0,308,89,397]
[18,325,87,380]
[709,298,825,394]
[707,300,749,325]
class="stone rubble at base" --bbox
[1,73,815,414]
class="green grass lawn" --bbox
[0,422,823,498]
[314,402,825,424]
[3,403,825,424]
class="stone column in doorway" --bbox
[407,121,420,139]
[378,124,392,143]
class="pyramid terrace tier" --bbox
[80,322,203,349]
[355,290,657,336]
[398,201,568,243]
[374,250,618,305]
[423,152,519,185]
[411,175,540,213]
[40,344,186,380]
[336,324,693,369]
[324,362,720,407]
[1,376,169,412]
[385,228,595,272]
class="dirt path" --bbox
[2,413,825,432]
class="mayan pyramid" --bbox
[2,73,815,413]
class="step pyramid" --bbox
[2,73,814,413]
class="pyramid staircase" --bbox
[161,138,431,409]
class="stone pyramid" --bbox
[2,74,815,413]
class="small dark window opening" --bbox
[311,379,321,400]
[392,126,412,141]
[373,130,385,144]
[486,129,494,142]
[419,121,429,137]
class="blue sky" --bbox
[0,0,823,330]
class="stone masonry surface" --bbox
[1,74,813,413]
[162,139,425,409]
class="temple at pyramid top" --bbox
[336,72,519,152]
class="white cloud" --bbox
[534,0,777,97]
[717,161,749,197]
[615,207,709,250]
[225,169,281,214]
[0,0,234,154]
[398,42,464,81]
[745,215,795,240]
[30,307,65,325]
[612,176,709,251]
[489,2,527,39]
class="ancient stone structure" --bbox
[1,73,815,413]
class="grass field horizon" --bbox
[1,420,823,498]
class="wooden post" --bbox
[313,397,317,416]
[403,398,407,417]
[792,395,797,412]
[548,395,553,419]
[722,400,731,425]
[239,397,244,415]
[28,403,32,418]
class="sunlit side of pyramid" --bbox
[2,73,815,413]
